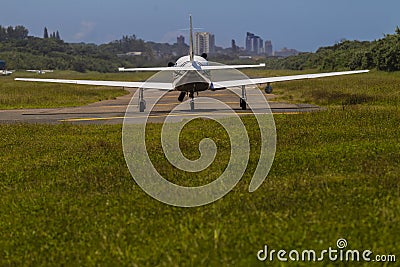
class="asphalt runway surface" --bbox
[0,88,320,124]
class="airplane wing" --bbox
[14,78,174,90]
[118,63,265,72]
[212,70,370,89]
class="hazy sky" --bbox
[2,0,399,51]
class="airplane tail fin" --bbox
[189,15,194,62]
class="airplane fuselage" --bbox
[172,55,211,93]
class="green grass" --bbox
[0,71,155,109]
[1,71,400,266]
[244,69,400,107]
[3,69,399,110]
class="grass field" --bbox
[1,70,400,266]
[0,71,154,109]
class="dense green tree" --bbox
[263,28,400,72]
[0,25,28,41]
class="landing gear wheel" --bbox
[139,100,146,112]
[189,90,195,111]
[190,99,195,111]
[240,98,247,110]
[265,84,273,94]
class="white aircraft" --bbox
[26,69,54,74]
[16,16,369,112]
[1,70,14,76]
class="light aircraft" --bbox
[15,16,369,112]
[26,69,54,74]
[0,60,13,76]
[1,70,14,76]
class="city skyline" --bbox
[1,0,399,52]
[181,31,297,58]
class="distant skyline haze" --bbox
[2,0,399,52]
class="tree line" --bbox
[1,24,400,72]
[43,27,61,40]
[0,25,29,41]
[0,25,189,72]
[264,27,400,72]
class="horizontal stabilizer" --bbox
[119,63,265,72]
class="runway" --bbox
[0,88,320,124]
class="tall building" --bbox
[177,35,185,46]
[231,39,238,54]
[194,32,215,55]
[245,32,264,54]
[255,37,264,54]
[265,40,273,56]
[246,32,255,52]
